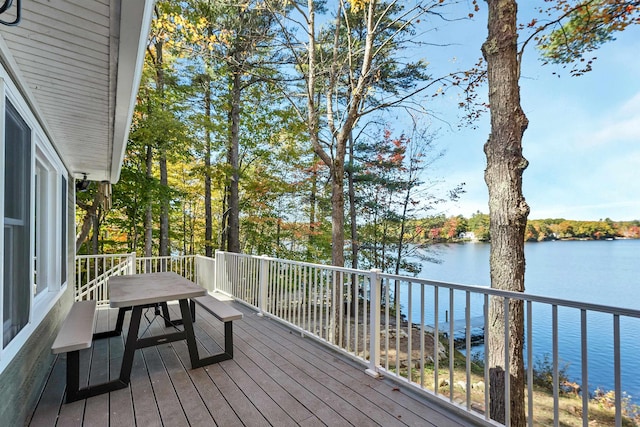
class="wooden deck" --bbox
[28,301,477,426]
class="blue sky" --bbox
[409,4,640,221]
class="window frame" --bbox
[0,67,68,371]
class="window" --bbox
[3,100,31,348]
[0,75,68,368]
[61,177,67,286]
[35,155,55,296]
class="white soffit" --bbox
[0,0,154,183]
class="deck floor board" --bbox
[28,301,475,426]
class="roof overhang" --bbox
[0,0,154,183]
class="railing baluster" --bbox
[449,288,454,403]
[331,270,342,345]
[407,282,413,382]
[420,284,425,389]
[527,301,533,427]
[314,267,319,339]
[395,280,401,378]
[465,290,471,410]
[553,304,559,427]
[346,271,351,352]
[614,314,621,427]
[301,265,306,331]
[505,297,511,427]
[484,294,489,420]
[366,269,381,377]
[581,309,588,427]
[384,277,390,371]
[434,286,439,396]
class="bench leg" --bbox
[224,321,233,359]
[183,301,235,368]
[66,351,80,402]
[64,349,129,403]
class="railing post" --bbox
[129,252,136,274]
[194,255,202,288]
[366,268,382,378]
[257,255,270,317]
[215,250,224,293]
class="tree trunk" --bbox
[395,177,411,276]
[182,202,187,256]
[159,154,169,256]
[75,186,105,253]
[348,133,359,312]
[348,133,358,270]
[482,1,529,425]
[307,158,317,261]
[204,79,213,258]
[91,209,99,255]
[227,69,241,253]
[144,144,153,258]
[155,39,169,257]
[330,157,345,268]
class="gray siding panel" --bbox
[0,291,73,425]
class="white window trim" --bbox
[0,62,68,373]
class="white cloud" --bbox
[589,91,640,147]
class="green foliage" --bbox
[466,211,490,241]
[592,388,640,423]
[80,1,640,264]
[350,127,461,274]
[410,213,639,244]
[536,1,640,75]
[530,354,570,392]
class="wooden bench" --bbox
[52,300,97,355]
[188,295,243,366]
[52,300,128,403]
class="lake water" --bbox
[405,239,640,401]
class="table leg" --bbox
[179,299,201,368]
[92,307,128,340]
[119,305,143,384]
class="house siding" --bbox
[0,178,75,426]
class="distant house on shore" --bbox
[459,231,477,241]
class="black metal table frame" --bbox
[64,298,233,403]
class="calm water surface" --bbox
[409,239,640,401]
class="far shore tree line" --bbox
[418,212,640,243]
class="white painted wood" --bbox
[0,0,154,182]
[51,300,97,354]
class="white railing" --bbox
[134,255,197,282]
[214,251,640,427]
[75,253,135,306]
[215,251,374,363]
[75,254,200,305]
[74,251,640,426]
[194,255,216,291]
